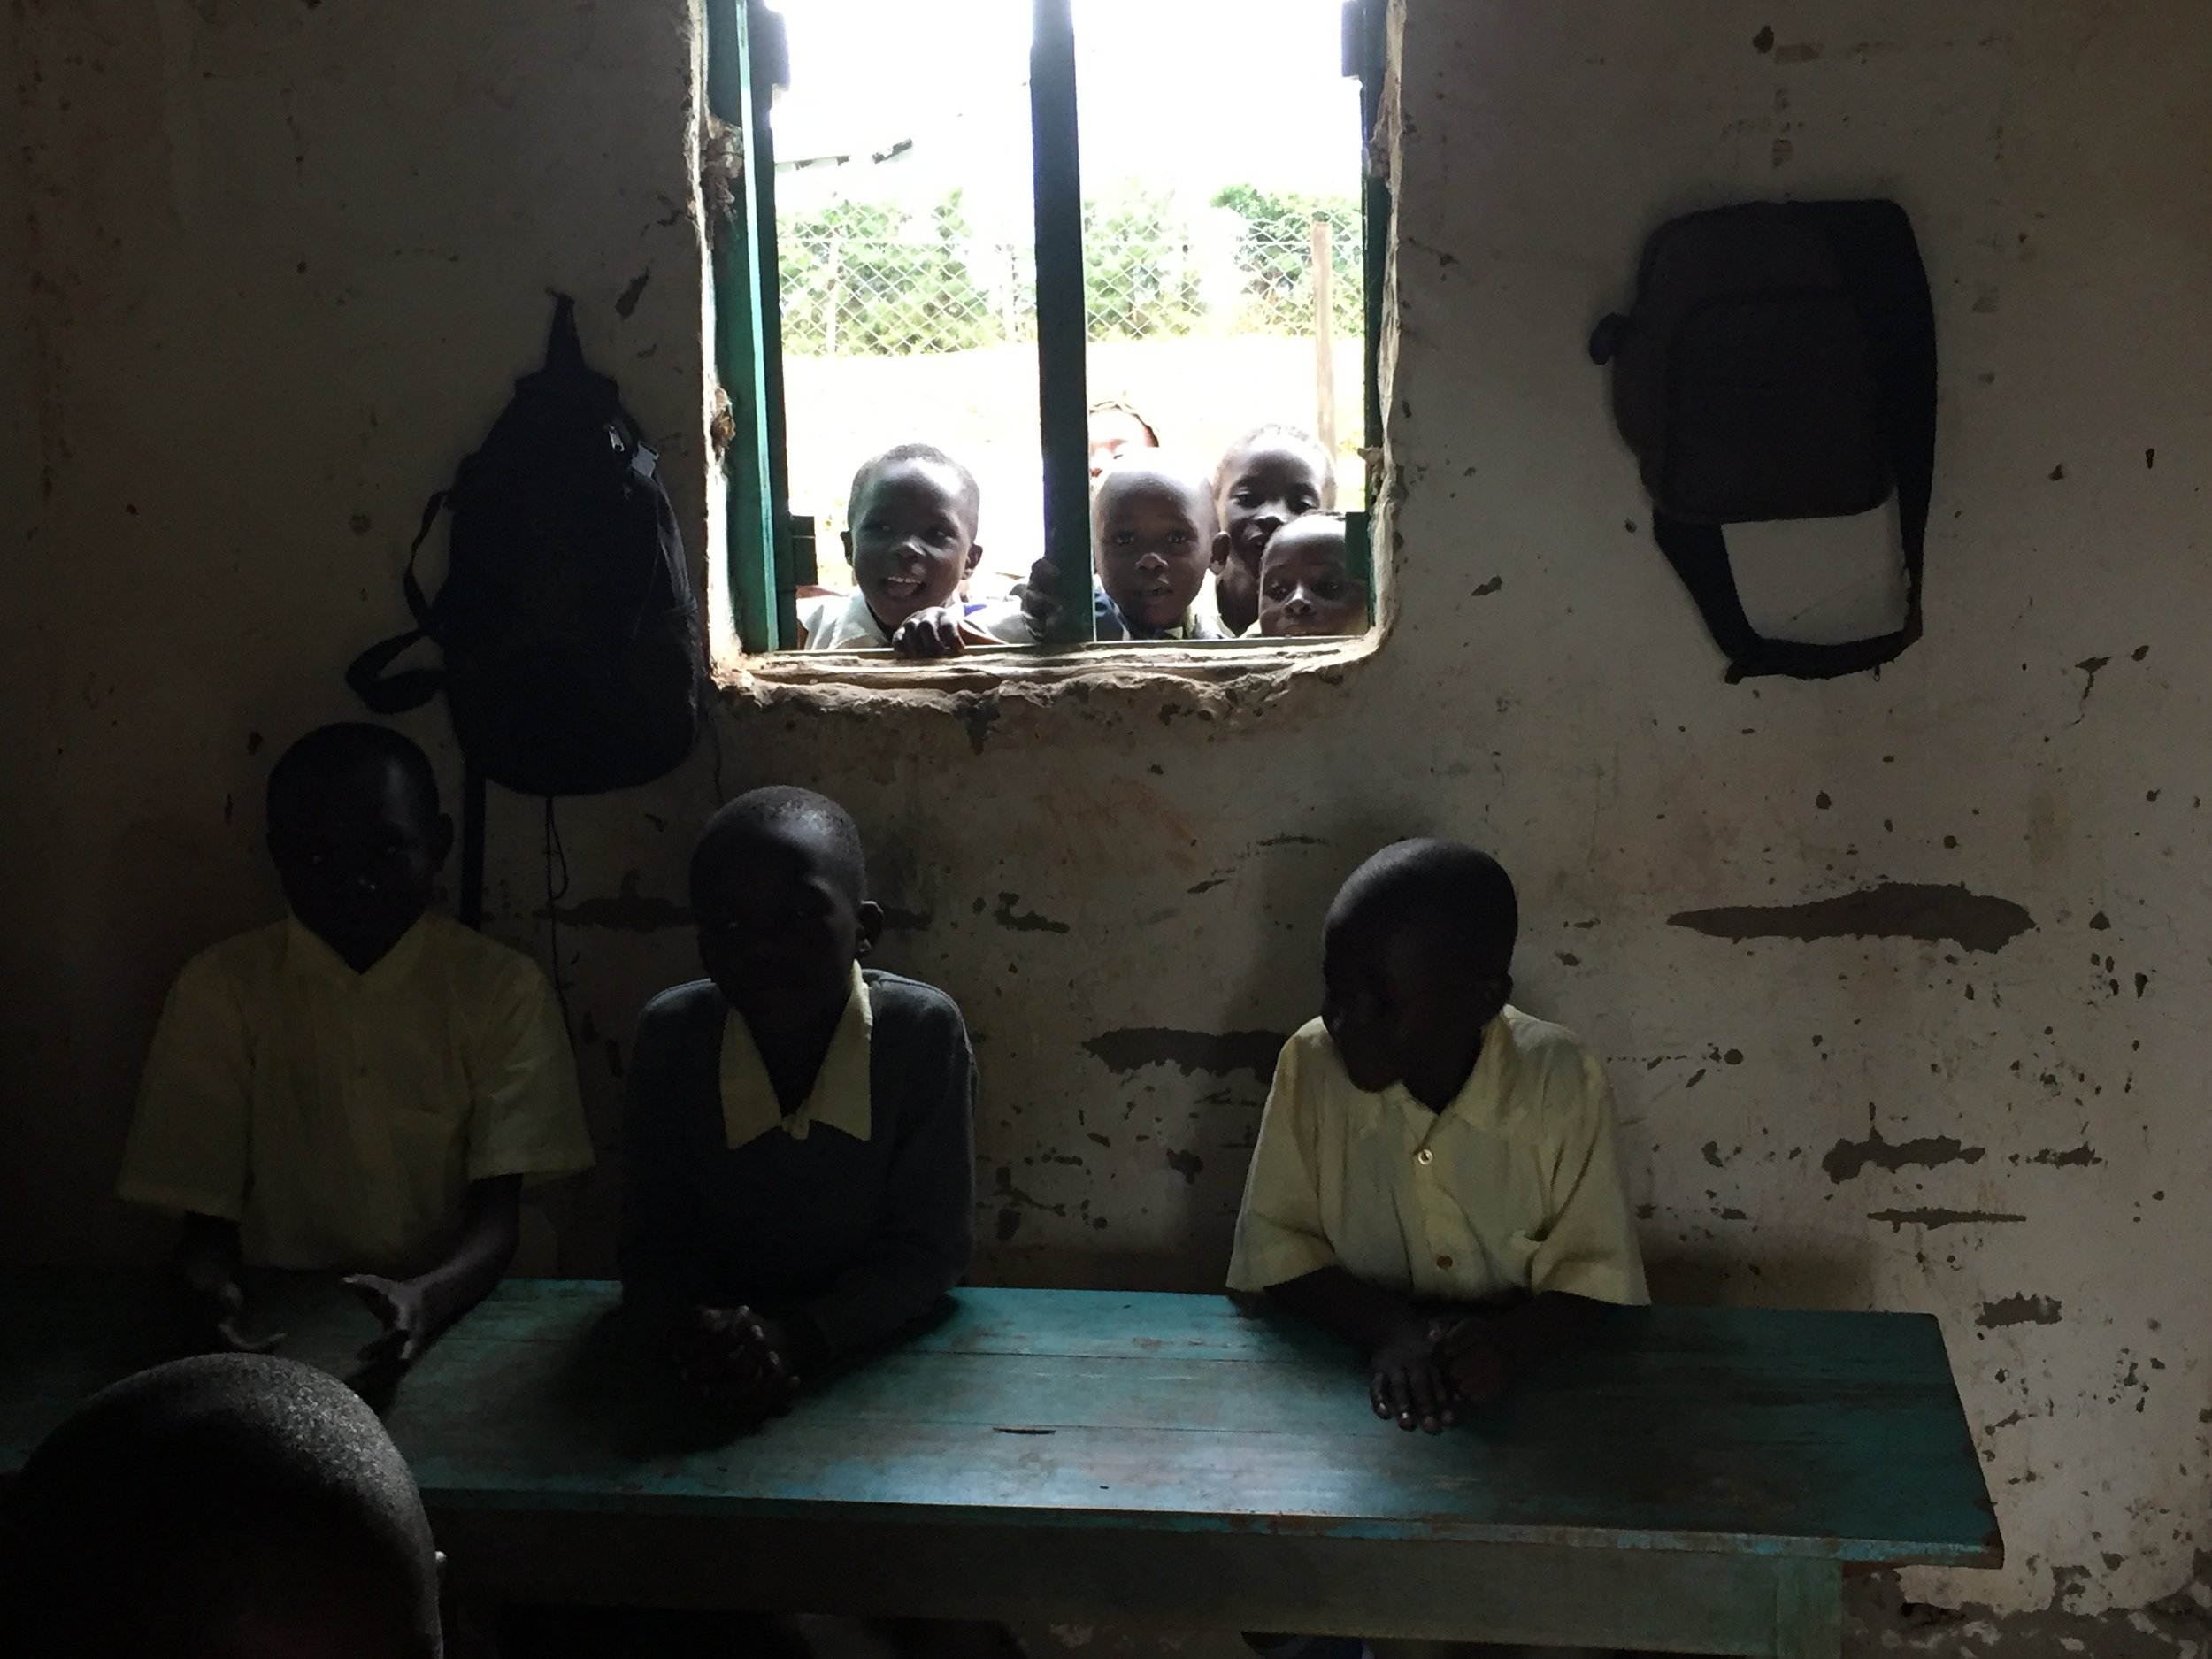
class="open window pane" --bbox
[1071,0,1367,642]
[771,0,1042,636]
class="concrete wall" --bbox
[6,2,2209,1649]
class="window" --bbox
[704,0,1389,658]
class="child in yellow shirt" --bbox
[1228,838,1646,1433]
[118,723,593,1371]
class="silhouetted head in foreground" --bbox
[1,1353,442,1659]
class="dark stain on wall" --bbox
[1868,1208,2027,1230]
[1082,1028,1291,1084]
[556,871,689,930]
[1978,1294,2063,1327]
[994,893,1070,933]
[956,692,1000,754]
[1670,882,2035,954]
[2027,1143,2101,1167]
[1823,1125,1986,1182]
[1165,1148,1203,1184]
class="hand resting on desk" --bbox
[672,1304,813,1424]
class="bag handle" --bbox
[1654,512,1921,682]
[343,490,449,713]
[543,291,585,377]
[1648,201,1936,682]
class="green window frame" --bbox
[706,0,1390,654]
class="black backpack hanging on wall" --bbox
[1589,200,1937,681]
[347,294,706,795]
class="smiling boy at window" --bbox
[797,443,995,656]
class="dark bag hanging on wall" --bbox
[346,294,707,795]
[1589,200,1937,681]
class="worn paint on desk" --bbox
[0,1274,1999,1571]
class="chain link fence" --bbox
[777,191,1363,356]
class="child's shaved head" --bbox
[691,785,867,907]
[1092,455,1217,635]
[1329,839,1518,978]
[849,443,981,538]
[266,722,441,830]
[1322,841,1519,1104]
[2,1354,442,1658]
[263,723,452,975]
[690,787,881,1040]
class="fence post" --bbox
[823,231,841,357]
[1311,215,1337,469]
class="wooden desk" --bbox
[0,1275,1999,1657]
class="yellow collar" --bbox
[282,912,432,989]
[718,964,874,1148]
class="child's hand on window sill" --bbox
[891,606,970,658]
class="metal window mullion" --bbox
[707,0,778,652]
[1030,0,1094,643]
[748,6,800,647]
[1351,0,1390,470]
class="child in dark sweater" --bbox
[620,786,976,1417]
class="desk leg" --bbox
[1774,1560,1841,1659]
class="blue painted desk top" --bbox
[0,1275,2000,1569]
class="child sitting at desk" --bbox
[117,722,593,1371]
[1228,839,1647,1433]
[0,1352,444,1659]
[620,785,976,1419]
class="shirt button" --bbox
[1416,1148,1434,1166]
[1436,1255,1453,1270]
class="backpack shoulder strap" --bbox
[343,490,449,713]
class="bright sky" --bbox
[769,0,1360,234]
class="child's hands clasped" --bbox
[673,1305,804,1423]
[1432,1315,1511,1409]
[1369,1314,1511,1432]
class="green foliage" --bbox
[773,184,1364,356]
[778,191,1005,357]
[1210,184,1363,335]
[1081,188,1206,342]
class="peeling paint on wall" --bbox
[1978,1294,2063,1327]
[1868,1209,2029,1231]
[1824,1123,1987,1182]
[1669,883,2036,954]
[1081,1029,1291,1085]
[553,872,689,932]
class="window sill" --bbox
[716,632,1378,695]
